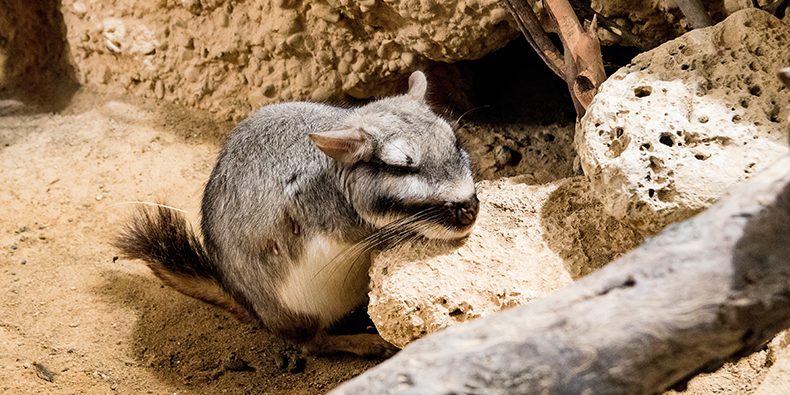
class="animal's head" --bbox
[309,71,478,240]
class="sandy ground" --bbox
[0,91,384,394]
[1,87,789,394]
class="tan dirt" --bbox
[0,90,382,395]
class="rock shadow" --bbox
[539,177,645,279]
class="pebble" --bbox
[352,57,367,72]
[311,87,331,102]
[262,85,276,97]
[72,2,87,17]
[296,72,312,88]
[181,36,194,49]
[155,80,165,99]
[282,12,302,34]
[223,358,254,372]
[251,46,266,60]
[141,41,157,55]
[201,77,214,94]
[34,363,55,382]
[99,66,111,85]
[286,33,304,49]
[338,60,350,75]
[185,65,200,83]
[401,52,415,66]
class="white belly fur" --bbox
[277,234,371,327]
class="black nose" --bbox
[454,195,479,227]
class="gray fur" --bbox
[117,71,479,355]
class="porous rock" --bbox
[59,0,519,121]
[591,0,728,47]
[368,176,642,348]
[576,8,790,234]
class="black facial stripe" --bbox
[368,157,419,175]
[373,196,427,216]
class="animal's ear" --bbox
[309,128,371,163]
[407,71,428,103]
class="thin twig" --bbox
[501,0,566,79]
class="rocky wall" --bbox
[54,0,745,122]
[60,0,518,121]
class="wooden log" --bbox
[329,153,790,395]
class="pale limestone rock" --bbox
[754,331,790,395]
[576,8,790,234]
[368,176,642,348]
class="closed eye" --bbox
[369,157,420,175]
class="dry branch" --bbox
[502,0,606,117]
[543,0,606,116]
[675,0,714,29]
[330,153,790,395]
[502,0,566,78]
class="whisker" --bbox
[341,230,422,286]
[334,216,442,287]
[111,201,188,213]
[312,206,445,289]
[453,105,491,128]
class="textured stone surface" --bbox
[591,0,727,47]
[753,331,790,395]
[368,175,642,348]
[60,0,518,121]
[53,0,743,122]
[576,8,790,234]
[457,121,577,181]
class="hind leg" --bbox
[301,332,399,357]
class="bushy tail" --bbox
[114,204,254,323]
